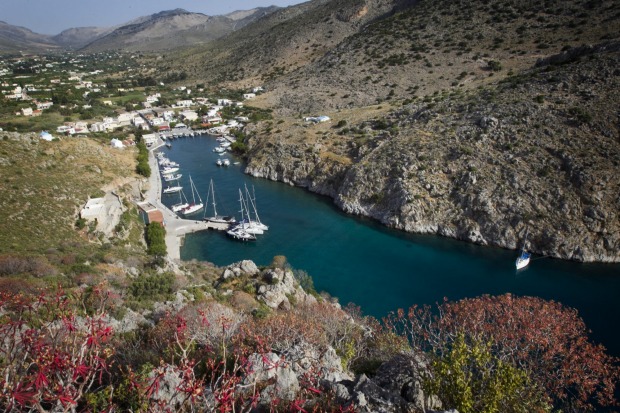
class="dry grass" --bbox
[0,134,137,254]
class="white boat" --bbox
[226,226,256,241]
[222,159,230,166]
[181,175,204,216]
[230,188,264,235]
[213,146,226,153]
[515,230,531,269]
[244,184,269,231]
[172,189,190,213]
[216,159,223,166]
[227,189,256,241]
[163,185,182,194]
[164,173,182,181]
[161,166,179,174]
[203,179,236,224]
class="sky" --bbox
[0,0,307,35]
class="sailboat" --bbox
[163,185,182,194]
[204,179,236,224]
[515,229,531,269]
[227,189,256,241]
[242,184,269,231]
[171,189,189,213]
[180,175,203,216]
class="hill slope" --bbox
[164,0,620,261]
[0,21,59,53]
[81,7,280,52]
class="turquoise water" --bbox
[159,135,620,356]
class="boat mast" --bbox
[211,179,218,217]
[245,184,261,224]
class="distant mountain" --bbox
[0,21,59,53]
[52,26,115,49]
[0,7,281,54]
[80,7,280,52]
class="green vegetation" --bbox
[145,222,166,256]
[135,141,151,177]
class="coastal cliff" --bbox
[244,44,620,262]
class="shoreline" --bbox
[142,138,228,261]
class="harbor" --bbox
[138,136,230,260]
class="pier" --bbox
[139,138,229,260]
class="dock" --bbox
[138,138,229,260]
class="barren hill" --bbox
[165,0,620,261]
[0,21,59,53]
[80,7,280,52]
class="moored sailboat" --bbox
[181,175,203,216]
[204,179,236,224]
[515,229,531,269]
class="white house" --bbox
[39,131,53,141]
[217,99,232,106]
[175,99,193,108]
[36,101,53,110]
[180,110,198,122]
[110,138,124,149]
[80,198,105,220]
[142,133,159,147]
[252,86,264,93]
[90,122,106,132]
[21,107,33,116]
[242,93,256,100]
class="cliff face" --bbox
[245,44,620,262]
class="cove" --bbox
[159,135,620,356]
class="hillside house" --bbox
[110,138,124,149]
[180,110,198,122]
[243,93,256,100]
[176,99,193,108]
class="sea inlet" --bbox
[157,134,620,357]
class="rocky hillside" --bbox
[161,0,620,262]
[52,26,116,49]
[175,0,412,86]
[244,43,620,262]
[0,21,59,53]
[80,7,280,52]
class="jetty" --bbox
[138,138,228,260]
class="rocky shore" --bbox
[244,45,620,262]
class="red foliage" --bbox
[0,289,114,412]
[385,294,619,411]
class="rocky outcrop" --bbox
[244,46,620,262]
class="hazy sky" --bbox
[0,0,307,35]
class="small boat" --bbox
[181,175,204,216]
[213,146,226,153]
[226,226,256,241]
[515,229,531,269]
[216,159,223,166]
[166,142,172,148]
[161,166,179,174]
[171,188,190,213]
[204,179,236,224]
[164,173,182,181]
[163,185,182,194]
[222,159,230,166]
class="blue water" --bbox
[159,135,620,356]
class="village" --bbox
[0,51,264,146]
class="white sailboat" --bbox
[163,185,182,194]
[515,229,531,269]
[171,189,189,212]
[243,184,269,231]
[227,189,256,241]
[181,175,203,216]
[204,179,236,224]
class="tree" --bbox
[386,294,619,412]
